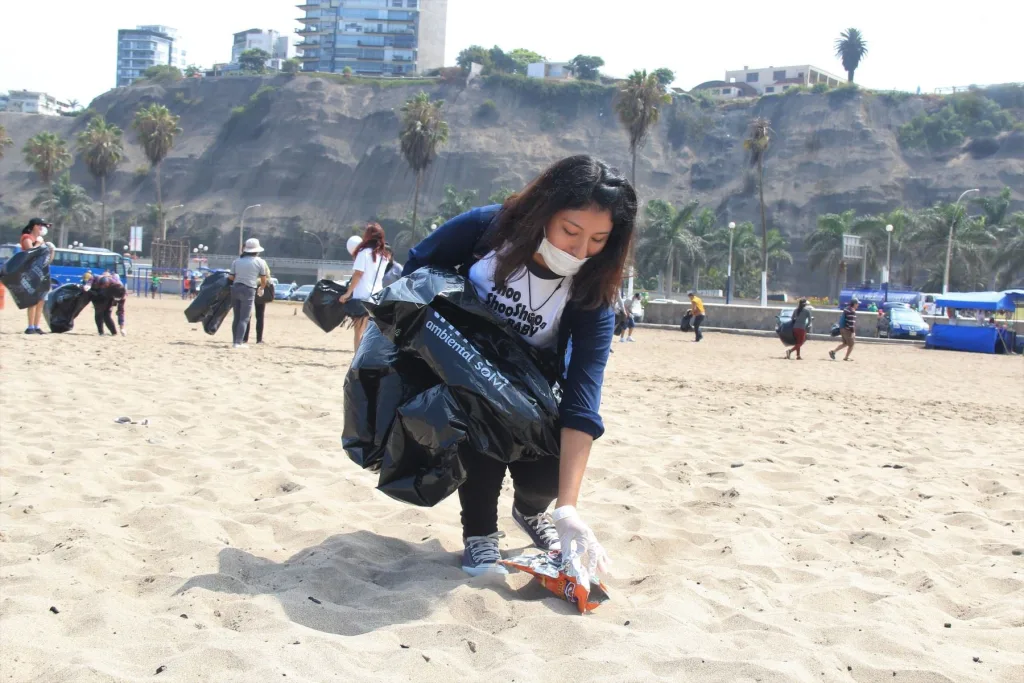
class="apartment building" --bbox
[2,90,71,116]
[295,0,447,76]
[116,25,187,87]
[232,29,292,65]
[723,64,844,95]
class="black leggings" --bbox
[459,453,559,538]
[693,313,706,341]
[243,301,265,343]
[95,303,116,335]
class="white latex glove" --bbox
[552,505,610,586]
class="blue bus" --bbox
[0,244,133,288]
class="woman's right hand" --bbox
[552,505,610,586]
[338,292,352,304]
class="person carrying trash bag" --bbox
[395,154,637,583]
[1,218,56,334]
[184,271,233,335]
[85,272,127,336]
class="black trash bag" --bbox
[777,319,797,345]
[376,385,470,506]
[680,310,693,332]
[44,283,90,333]
[184,271,233,335]
[342,322,437,471]
[257,282,275,305]
[382,261,404,288]
[613,311,627,337]
[366,267,561,464]
[303,279,351,333]
[830,322,842,337]
[0,246,52,309]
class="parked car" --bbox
[776,307,813,335]
[274,282,297,300]
[288,284,315,302]
[879,306,930,339]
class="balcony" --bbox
[299,53,320,61]
[296,2,325,10]
[296,26,327,36]
[295,40,321,49]
[296,15,323,24]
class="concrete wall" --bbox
[644,302,1024,334]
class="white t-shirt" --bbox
[630,299,644,317]
[469,251,571,350]
[351,248,390,300]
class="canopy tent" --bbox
[934,290,1022,312]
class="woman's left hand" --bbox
[338,292,352,304]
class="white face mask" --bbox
[40,227,48,237]
[537,237,589,277]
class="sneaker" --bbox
[626,337,635,342]
[829,350,836,360]
[33,328,46,335]
[24,328,35,335]
[461,532,507,576]
[512,506,561,552]
[785,349,792,359]
[618,337,626,343]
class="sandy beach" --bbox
[1,296,1022,683]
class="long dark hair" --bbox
[795,298,808,316]
[354,223,386,262]
[489,155,637,310]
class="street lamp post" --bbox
[239,204,262,253]
[726,222,736,304]
[162,204,184,240]
[302,231,325,260]
[884,224,894,303]
[192,244,209,269]
[942,189,979,294]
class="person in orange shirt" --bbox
[19,218,53,334]
[688,291,706,342]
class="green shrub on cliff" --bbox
[898,92,1016,150]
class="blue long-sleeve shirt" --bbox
[404,205,613,439]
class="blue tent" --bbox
[934,290,1021,312]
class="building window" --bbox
[772,70,786,81]
[721,88,731,94]
[392,0,402,5]
[765,86,775,93]
[746,72,759,83]
[406,0,417,6]
[782,85,790,90]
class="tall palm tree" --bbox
[68,99,81,111]
[399,91,449,240]
[0,124,12,160]
[743,117,771,305]
[23,132,73,216]
[806,209,874,300]
[853,208,920,286]
[77,116,126,244]
[637,199,701,296]
[132,103,182,236]
[765,229,793,276]
[835,28,868,84]
[615,69,670,185]
[30,173,95,247]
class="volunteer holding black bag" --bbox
[18,219,53,334]
[338,223,390,350]
[402,155,637,578]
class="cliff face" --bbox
[1,75,1021,290]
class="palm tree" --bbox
[0,124,12,159]
[77,116,126,244]
[908,203,997,291]
[615,69,670,185]
[835,28,868,84]
[68,99,81,111]
[687,208,717,290]
[132,103,182,236]
[806,210,875,300]
[399,91,449,240]
[637,199,701,296]
[765,229,793,276]
[30,173,95,247]
[852,208,920,286]
[23,132,73,223]
[992,212,1024,288]
[743,117,771,305]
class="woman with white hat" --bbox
[228,238,269,349]
[338,223,390,350]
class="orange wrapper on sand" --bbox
[501,552,611,614]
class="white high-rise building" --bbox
[232,29,292,66]
[116,25,188,87]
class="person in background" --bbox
[830,297,858,361]
[785,298,812,359]
[338,223,390,350]
[401,154,635,580]
[867,302,878,313]
[149,273,161,299]
[189,272,198,299]
[228,238,269,349]
[876,307,888,337]
[182,276,190,300]
[82,270,94,285]
[19,218,54,334]
[619,293,643,342]
[688,291,706,342]
[244,266,273,345]
[85,272,127,336]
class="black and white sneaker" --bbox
[461,532,508,576]
[512,506,561,552]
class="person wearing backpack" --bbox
[830,298,858,361]
[401,155,636,585]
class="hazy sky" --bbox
[2,0,1019,105]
